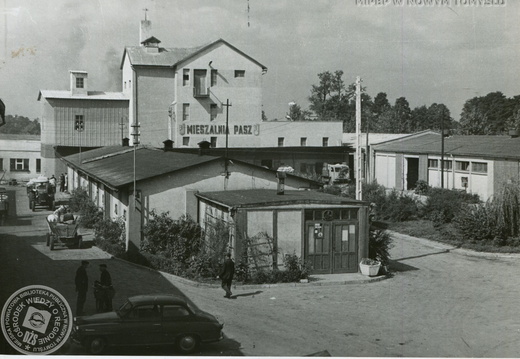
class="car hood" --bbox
[196,310,220,323]
[76,311,119,325]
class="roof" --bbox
[342,133,412,146]
[196,189,367,208]
[372,132,520,160]
[61,146,221,189]
[61,146,319,190]
[128,294,187,306]
[121,38,267,71]
[37,90,128,101]
[0,134,40,141]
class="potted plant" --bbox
[368,229,393,275]
[359,258,381,276]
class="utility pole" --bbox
[355,76,362,200]
[131,122,140,210]
[441,111,445,189]
[222,99,232,179]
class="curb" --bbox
[110,254,389,289]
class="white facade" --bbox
[0,135,42,183]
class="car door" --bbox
[160,304,192,344]
[118,304,162,346]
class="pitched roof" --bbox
[196,189,367,208]
[121,38,267,71]
[38,90,128,101]
[0,134,40,141]
[372,132,520,160]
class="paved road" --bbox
[1,185,520,356]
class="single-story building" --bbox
[0,134,42,184]
[197,189,369,274]
[60,144,322,252]
[372,131,520,201]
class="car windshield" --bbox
[117,300,133,317]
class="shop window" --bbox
[472,162,488,174]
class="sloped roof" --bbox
[0,134,40,141]
[38,90,128,101]
[197,189,367,208]
[342,133,412,146]
[121,38,267,71]
[373,132,520,160]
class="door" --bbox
[305,221,358,274]
[406,157,419,190]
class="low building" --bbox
[197,189,369,274]
[372,131,520,201]
[0,134,41,184]
[60,144,321,251]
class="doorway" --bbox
[406,157,419,190]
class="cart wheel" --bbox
[50,235,55,250]
[46,233,50,246]
[77,235,83,249]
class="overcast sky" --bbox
[0,0,519,123]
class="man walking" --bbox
[75,260,89,316]
[219,253,235,299]
[96,264,113,312]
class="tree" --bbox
[308,70,355,122]
[0,115,40,135]
[288,103,312,121]
[372,92,391,117]
[459,92,514,135]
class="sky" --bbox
[0,0,519,123]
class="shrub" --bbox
[69,187,103,228]
[384,190,418,222]
[454,204,496,241]
[422,188,480,225]
[368,229,393,265]
[414,180,430,195]
[94,217,126,257]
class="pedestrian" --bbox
[64,175,68,192]
[75,260,89,316]
[59,173,65,192]
[96,264,114,312]
[219,253,235,299]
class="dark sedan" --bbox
[71,294,224,354]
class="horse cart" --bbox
[46,218,82,250]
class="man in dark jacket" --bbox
[75,260,89,316]
[96,264,113,312]
[219,253,235,298]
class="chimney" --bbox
[122,137,130,147]
[70,71,88,96]
[198,140,211,156]
[140,19,152,45]
[163,139,174,150]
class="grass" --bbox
[385,219,520,253]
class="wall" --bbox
[0,136,41,183]
[260,121,343,147]
[493,159,520,196]
[374,153,396,188]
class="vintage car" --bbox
[71,294,224,354]
[26,176,55,211]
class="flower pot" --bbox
[359,261,381,276]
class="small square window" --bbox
[76,77,84,88]
[210,137,217,148]
[322,137,329,147]
[301,138,307,147]
[234,70,245,78]
[183,137,190,146]
[278,137,284,147]
[210,104,218,121]
[211,70,218,86]
[428,159,438,168]
[183,69,190,86]
[456,161,470,171]
[183,104,190,121]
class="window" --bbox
[278,137,284,147]
[36,159,41,173]
[129,305,160,320]
[428,159,438,168]
[0,158,3,171]
[300,137,307,147]
[163,305,190,319]
[210,137,217,148]
[234,70,245,78]
[455,161,470,172]
[322,137,329,147]
[183,69,190,86]
[10,159,29,172]
[183,137,190,146]
[182,103,190,121]
[442,160,453,170]
[472,162,488,174]
[74,115,84,131]
[210,104,218,121]
[211,69,218,86]
[76,77,84,88]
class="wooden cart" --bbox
[46,219,82,250]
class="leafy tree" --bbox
[308,70,355,122]
[0,115,40,134]
[459,92,515,135]
[372,92,391,117]
[288,103,313,121]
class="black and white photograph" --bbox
[1,0,519,356]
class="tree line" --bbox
[0,115,41,135]
[286,70,520,136]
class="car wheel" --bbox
[87,337,106,355]
[177,334,199,354]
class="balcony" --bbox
[193,87,210,98]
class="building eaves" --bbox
[38,90,128,101]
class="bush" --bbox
[422,188,480,225]
[454,204,496,241]
[384,190,418,222]
[414,180,430,195]
[94,217,126,257]
[68,187,103,228]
